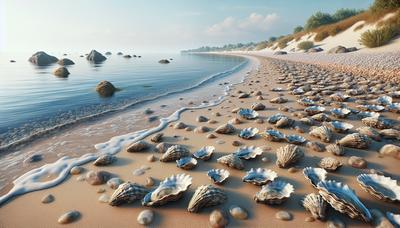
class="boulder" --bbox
[95,80,116,97]
[158,59,170,64]
[308,47,323,53]
[328,46,348,54]
[105,51,112,55]
[57,58,75,66]
[117,52,123,55]
[53,67,70,77]
[87,50,107,63]
[347,47,358,52]
[29,51,58,66]
[274,51,287,55]
[123,55,132,58]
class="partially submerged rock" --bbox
[158,59,170,64]
[29,51,58,66]
[57,58,75,65]
[95,80,116,97]
[53,67,70,77]
[87,50,107,63]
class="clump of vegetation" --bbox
[370,0,400,12]
[360,25,398,47]
[314,31,329,42]
[277,36,294,49]
[254,41,268,51]
[297,41,314,50]
[305,12,334,30]
[293,26,304,34]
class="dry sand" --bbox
[0,54,399,228]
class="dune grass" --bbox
[297,41,314,50]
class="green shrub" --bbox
[314,31,330,42]
[293,26,304,34]
[305,12,335,30]
[360,26,398,47]
[333,8,364,21]
[297,41,314,50]
[268,37,277,42]
[277,36,294,49]
[254,41,268,50]
[370,0,400,12]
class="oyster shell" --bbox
[362,117,393,129]
[239,127,259,139]
[357,174,400,202]
[260,129,286,142]
[302,193,327,220]
[254,180,294,205]
[319,157,342,171]
[215,123,236,134]
[380,129,400,140]
[193,146,215,161]
[267,113,286,124]
[160,145,190,162]
[109,182,149,206]
[326,143,345,156]
[238,108,259,120]
[207,169,230,184]
[311,113,331,122]
[270,96,288,104]
[325,121,354,133]
[286,134,306,145]
[317,180,372,222]
[386,212,400,227]
[242,168,277,186]
[388,103,400,113]
[357,104,385,112]
[176,157,197,170]
[251,102,266,111]
[297,98,315,106]
[303,167,327,188]
[357,111,380,119]
[309,126,332,143]
[339,133,371,149]
[234,146,263,160]
[375,95,392,106]
[330,93,350,102]
[187,185,227,213]
[276,144,304,168]
[142,174,192,206]
[217,154,244,170]
[305,106,326,115]
[356,127,381,141]
[275,116,295,128]
[330,108,351,118]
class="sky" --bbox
[0,0,373,53]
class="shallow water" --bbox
[0,52,247,149]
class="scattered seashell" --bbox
[286,134,307,145]
[217,154,244,170]
[239,127,259,139]
[145,177,155,187]
[275,116,294,128]
[357,111,380,119]
[379,144,400,159]
[242,168,277,185]
[326,143,345,156]
[362,117,393,129]
[58,210,80,224]
[270,96,288,104]
[207,169,230,184]
[375,95,392,106]
[330,108,351,118]
[306,141,325,152]
[127,140,149,152]
[309,126,332,143]
[176,157,198,170]
[228,117,241,125]
[155,142,174,153]
[388,103,400,113]
[193,146,215,160]
[276,144,304,168]
[386,212,400,227]
[137,209,154,225]
[251,102,265,111]
[215,123,236,134]
[267,113,286,124]
[275,211,293,221]
[330,93,350,102]
[229,205,248,220]
[303,167,327,188]
[187,185,227,212]
[356,127,381,141]
[305,106,326,115]
[380,128,400,140]
[319,157,342,171]
[93,154,117,166]
[357,104,385,112]
[326,121,354,133]
[142,173,192,206]
[302,193,327,220]
[109,182,149,206]
[41,194,55,204]
[254,180,294,205]
[339,133,371,149]
[238,108,259,120]
[234,146,263,160]
[86,170,112,185]
[160,145,190,162]
[150,133,164,143]
[107,177,123,189]
[260,129,286,142]
[209,209,228,228]
[297,98,315,106]
[357,174,400,202]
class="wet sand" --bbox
[0,55,399,227]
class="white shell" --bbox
[260,129,286,142]
[142,174,192,206]
[302,193,328,220]
[267,113,286,124]
[239,127,259,139]
[193,146,215,160]
[362,117,393,129]
[388,103,400,113]
[330,108,351,118]
[357,104,385,112]
[311,113,331,122]
[303,167,327,188]
[217,154,244,170]
[276,144,304,168]
[238,108,259,120]
[242,168,277,186]
[309,126,332,143]
[317,180,372,222]
[160,145,190,162]
[286,134,307,145]
[187,185,227,213]
[357,174,400,202]
[297,98,315,106]
[357,111,380,119]
[176,157,198,170]
[234,146,263,160]
[325,121,354,133]
[207,169,230,184]
[375,95,392,106]
[305,106,326,115]
[254,180,294,205]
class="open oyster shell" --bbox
[286,134,307,145]
[356,127,381,141]
[375,95,392,106]
[239,127,259,139]
[270,96,288,104]
[238,108,259,120]
[305,106,326,115]
[317,180,372,222]
[193,146,215,161]
[330,93,350,102]
[160,145,190,162]
[109,182,149,206]
[276,144,304,168]
[302,193,327,220]
[311,113,331,122]
[187,185,227,213]
[326,143,345,156]
[388,103,400,113]
[330,108,352,118]
[297,97,315,106]
[176,157,198,170]
[207,169,230,184]
[260,129,286,142]
[357,104,385,112]
[303,167,327,188]
[357,174,400,203]
[217,154,244,170]
[142,174,192,206]
[234,146,263,160]
[357,111,380,119]
[242,168,277,186]
[309,126,333,143]
[325,121,354,133]
[254,180,294,205]
[267,113,286,124]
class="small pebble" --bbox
[210,209,228,228]
[216,140,225,144]
[41,194,54,204]
[70,166,83,175]
[275,211,292,221]
[229,205,248,220]
[147,154,156,162]
[145,177,155,187]
[98,194,110,203]
[97,188,106,193]
[58,210,80,224]
[232,141,242,147]
[288,167,299,173]
[137,209,154,225]
[107,177,123,189]
[348,156,367,169]
[207,134,217,139]
[76,175,85,181]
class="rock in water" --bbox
[86,49,107,63]
[41,194,55,204]
[275,211,292,221]
[158,59,170,64]
[57,58,75,65]
[96,80,116,97]
[53,67,70,77]
[29,51,58,66]
[85,170,112,185]
[229,205,248,220]
[137,210,154,225]
[57,210,80,224]
[210,209,228,228]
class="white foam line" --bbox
[0,55,259,206]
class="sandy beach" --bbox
[1,53,399,228]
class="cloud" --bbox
[206,13,278,39]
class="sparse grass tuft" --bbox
[277,35,294,49]
[314,31,329,42]
[297,41,314,50]
[360,25,398,47]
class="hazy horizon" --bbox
[1,0,372,53]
